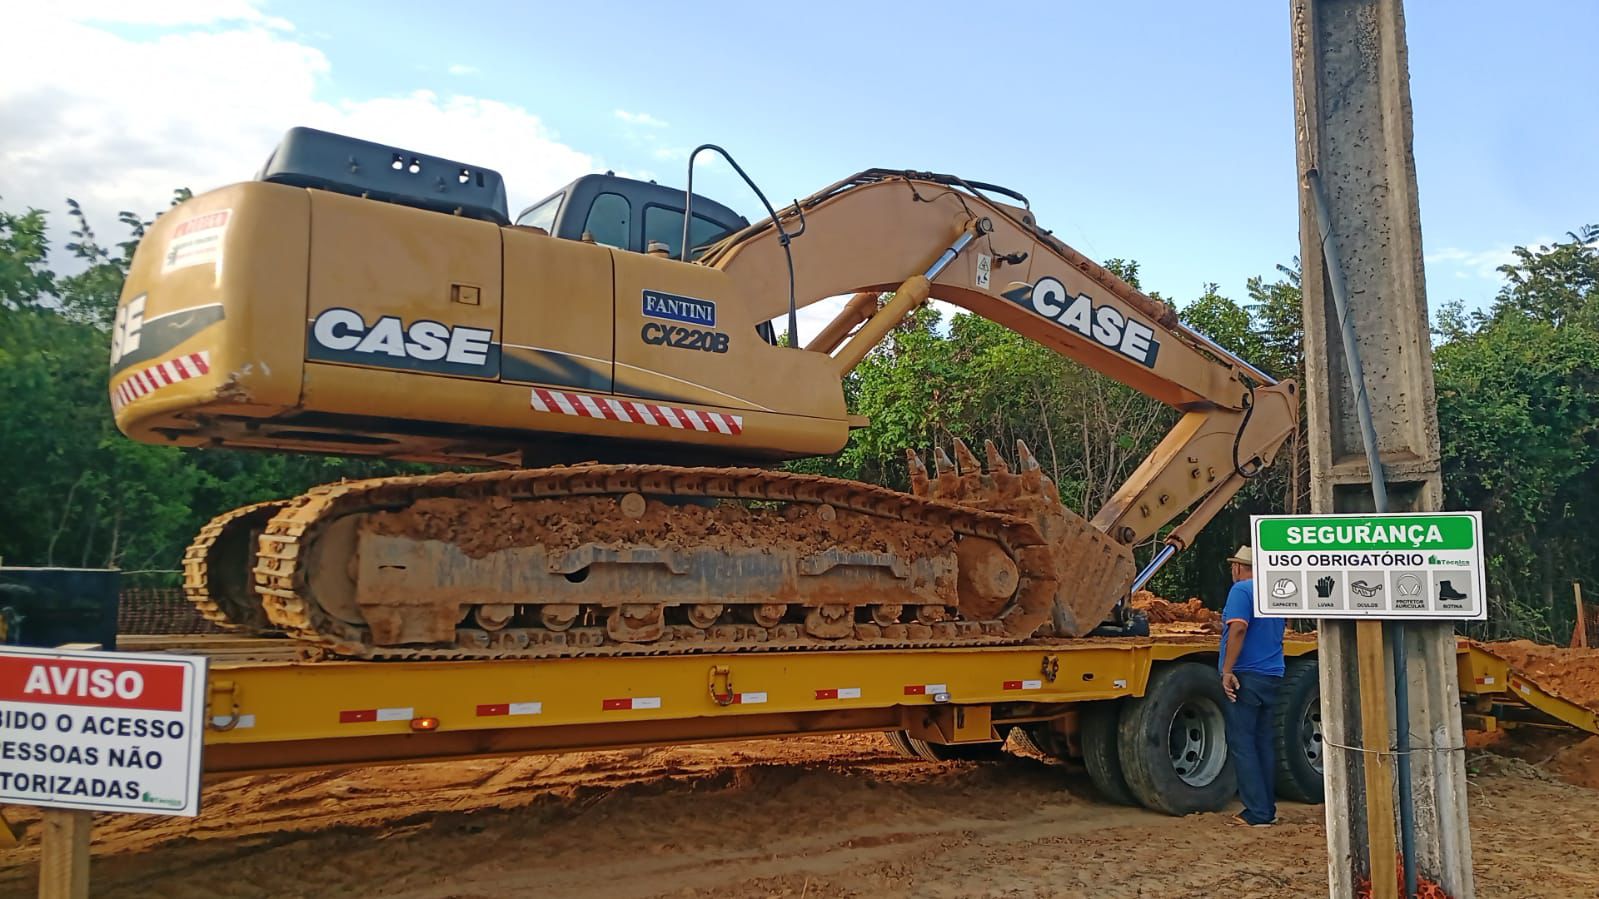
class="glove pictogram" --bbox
[1314,575,1336,599]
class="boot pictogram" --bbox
[1438,580,1467,601]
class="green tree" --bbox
[0,196,423,580]
[1435,226,1599,639]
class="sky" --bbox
[1,0,1595,339]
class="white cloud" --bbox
[614,109,669,128]
[447,63,479,76]
[0,5,594,257]
[65,0,294,31]
[652,146,689,161]
[1424,245,1521,280]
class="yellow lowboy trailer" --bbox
[191,634,1325,817]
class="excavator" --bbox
[108,127,1298,660]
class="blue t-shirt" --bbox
[1218,578,1286,677]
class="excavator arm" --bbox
[705,170,1299,606]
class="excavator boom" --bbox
[706,170,1298,561]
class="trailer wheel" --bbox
[1079,701,1138,806]
[883,729,1007,762]
[1012,723,1071,760]
[1274,658,1325,803]
[884,729,919,758]
[1116,662,1237,815]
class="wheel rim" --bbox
[1301,698,1325,774]
[1167,696,1227,787]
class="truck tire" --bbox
[1274,658,1325,803]
[1080,701,1138,806]
[1116,662,1237,815]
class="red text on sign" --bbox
[0,657,186,712]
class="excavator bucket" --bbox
[908,439,1134,636]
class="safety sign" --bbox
[0,646,208,816]
[1250,512,1486,620]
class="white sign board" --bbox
[1250,512,1487,620]
[0,646,208,816]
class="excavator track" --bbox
[183,499,290,632]
[252,462,1074,660]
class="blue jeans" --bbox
[1223,671,1283,824]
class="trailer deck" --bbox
[106,633,1321,776]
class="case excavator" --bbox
[109,127,1298,660]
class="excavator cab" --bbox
[514,174,747,260]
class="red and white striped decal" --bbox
[530,388,743,436]
[476,701,543,717]
[814,687,862,701]
[728,692,767,705]
[602,696,662,711]
[902,683,948,696]
[111,351,211,411]
[1002,679,1043,692]
[339,706,414,724]
[1473,676,1496,686]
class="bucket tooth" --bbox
[984,439,1009,474]
[1016,440,1045,491]
[986,439,1020,498]
[1016,439,1041,472]
[906,449,930,497]
[932,445,961,500]
[953,439,982,475]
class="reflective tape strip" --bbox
[111,351,211,411]
[476,702,543,717]
[339,706,414,724]
[602,696,662,711]
[731,692,767,705]
[902,683,948,696]
[210,714,255,729]
[814,687,861,701]
[1002,680,1043,691]
[530,387,743,436]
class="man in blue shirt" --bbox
[1219,545,1286,826]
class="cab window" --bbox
[644,205,733,260]
[515,194,562,232]
[583,192,631,249]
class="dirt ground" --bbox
[3,730,1598,899]
[1477,639,1599,711]
[1130,590,1221,634]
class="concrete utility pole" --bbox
[1290,1,1475,897]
